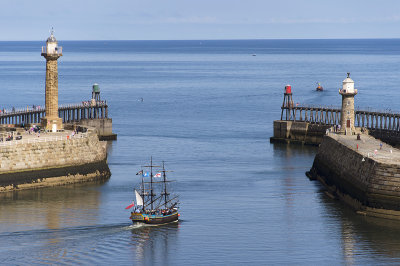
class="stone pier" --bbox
[308,132,400,220]
[0,126,110,192]
[270,120,331,145]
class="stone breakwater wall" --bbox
[308,134,400,220]
[0,131,110,192]
[270,120,331,145]
[271,121,400,147]
[77,118,117,140]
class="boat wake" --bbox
[126,223,146,230]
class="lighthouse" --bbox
[339,73,357,135]
[41,29,63,132]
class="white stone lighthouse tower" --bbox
[41,29,63,132]
[339,73,357,135]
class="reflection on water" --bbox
[342,218,357,265]
[0,180,108,233]
[273,141,318,215]
[130,222,180,265]
[272,142,319,159]
[317,186,400,264]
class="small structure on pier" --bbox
[41,29,63,132]
[281,85,295,120]
[339,73,357,135]
[92,83,101,103]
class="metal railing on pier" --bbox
[281,104,400,132]
[0,101,108,126]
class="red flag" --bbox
[125,202,135,209]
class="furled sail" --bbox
[135,190,144,206]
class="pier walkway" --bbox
[282,104,400,132]
[0,101,108,126]
[328,133,400,164]
[0,130,89,148]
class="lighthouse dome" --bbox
[342,73,355,93]
[47,33,57,43]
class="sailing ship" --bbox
[129,158,179,225]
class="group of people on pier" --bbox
[333,124,341,132]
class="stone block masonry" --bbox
[308,133,400,220]
[270,120,331,145]
[78,118,117,140]
[45,58,59,119]
[0,130,110,191]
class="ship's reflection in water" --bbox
[130,222,180,265]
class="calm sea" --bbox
[1,39,400,265]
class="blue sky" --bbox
[2,0,400,40]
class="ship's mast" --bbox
[150,156,154,210]
[142,157,160,211]
[163,161,168,208]
[141,176,145,211]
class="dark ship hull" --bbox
[130,211,179,225]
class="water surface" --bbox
[1,39,400,264]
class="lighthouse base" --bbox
[41,117,63,132]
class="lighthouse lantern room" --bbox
[339,73,357,135]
